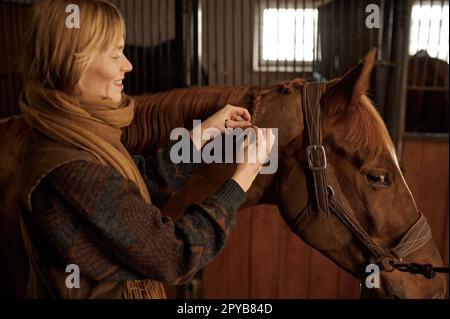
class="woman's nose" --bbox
[122,56,133,73]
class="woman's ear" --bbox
[324,48,377,113]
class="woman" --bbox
[15,0,273,298]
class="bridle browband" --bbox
[299,81,439,277]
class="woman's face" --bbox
[79,38,133,103]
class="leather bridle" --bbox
[298,81,435,276]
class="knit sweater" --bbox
[28,140,246,286]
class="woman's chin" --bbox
[111,94,123,103]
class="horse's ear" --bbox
[325,48,376,108]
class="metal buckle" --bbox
[306,145,327,171]
[376,255,397,272]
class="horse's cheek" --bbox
[277,160,309,230]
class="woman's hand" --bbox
[190,104,252,148]
[231,127,275,192]
[203,104,252,133]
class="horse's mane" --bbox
[323,94,396,169]
[124,86,251,152]
[124,79,305,153]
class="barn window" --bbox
[409,2,449,62]
[405,1,449,135]
[254,7,320,72]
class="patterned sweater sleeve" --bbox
[133,138,200,208]
[29,160,246,285]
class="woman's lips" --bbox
[114,81,124,90]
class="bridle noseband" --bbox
[299,82,447,279]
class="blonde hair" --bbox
[21,0,125,93]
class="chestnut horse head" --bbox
[272,50,447,298]
[126,50,447,298]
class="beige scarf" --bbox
[18,83,166,299]
[19,83,151,203]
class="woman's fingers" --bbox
[228,105,251,122]
[226,119,252,129]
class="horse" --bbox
[0,50,446,298]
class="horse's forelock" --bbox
[324,95,396,170]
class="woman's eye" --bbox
[112,55,120,60]
[366,173,390,186]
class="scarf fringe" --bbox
[123,280,167,299]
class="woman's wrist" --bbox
[231,169,259,192]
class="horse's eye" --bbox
[366,173,390,186]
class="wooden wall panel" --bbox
[401,137,449,269]
[223,209,251,298]
[249,206,281,298]
[277,221,310,298]
[202,205,360,298]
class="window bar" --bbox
[312,0,316,74]
[258,0,262,87]
[265,0,270,85]
[293,0,298,78]
[205,0,210,86]
[157,0,163,89]
[16,0,25,115]
[2,1,13,116]
[320,0,324,73]
[223,0,227,85]
[151,1,158,90]
[387,0,394,63]
[276,0,280,80]
[231,0,235,85]
[166,0,171,89]
[249,0,253,85]
[432,0,445,87]
[0,3,6,116]
[198,0,202,86]
[369,0,375,58]
[215,0,219,85]
[348,0,354,69]
[241,0,245,85]
[313,0,319,76]
[283,0,288,76]
[330,0,335,79]
[419,0,434,88]
[377,0,385,67]
[117,0,131,92]
[140,0,145,92]
[186,0,191,86]
[302,0,306,78]
[413,0,424,85]
[356,0,363,62]
[131,0,137,93]
[12,0,20,114]
[123,1,131,91]
[339,0,344,73]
